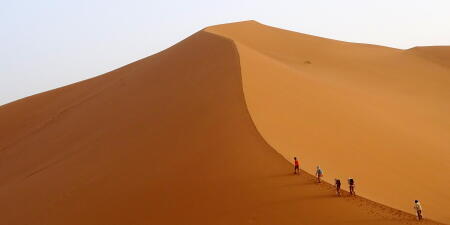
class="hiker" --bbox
[414,200,423,220]
[335,179,341,196]
[348,178,355,195]
[315,166,323,183]
[294,157,300,174]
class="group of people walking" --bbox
[293,157,424,221]
[293,158,356,196]
[333,177,355,196]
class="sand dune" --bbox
[207,21,450,224]
[0,21,448,225]
[407,46,450,68]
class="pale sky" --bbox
[1,0,449,105]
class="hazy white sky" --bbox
[1,0,449,105]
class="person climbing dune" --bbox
[414,200,423,220]
[335,179,341,196]
[315,166,323,183]
[348,178,355,196]
[294,157,300,174]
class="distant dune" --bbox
[406,46,450,68]
[0,21,448,225]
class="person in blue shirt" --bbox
[315,166,323,183]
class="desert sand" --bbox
[207,21,450,224]
[0,21,448,225]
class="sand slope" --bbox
[0,22,447,225]
[207,21,450,224]
[407,46,450,68]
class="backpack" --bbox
[317,169,323,175]
[348,178,354,185]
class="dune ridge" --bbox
[0,21,447,225]
[406,46,450,68]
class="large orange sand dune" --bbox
[207,21,450,223]
[0,21,448,225]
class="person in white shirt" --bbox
[414,200,423,220]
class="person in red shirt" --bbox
[294,157,300,174]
